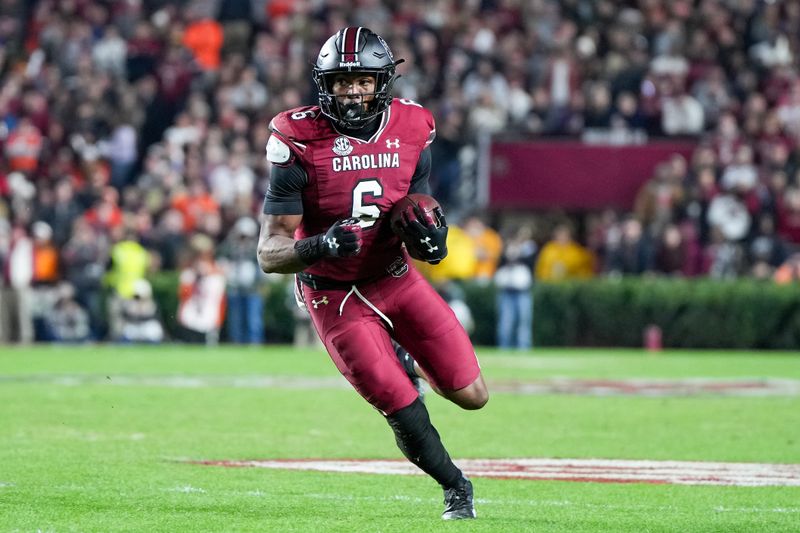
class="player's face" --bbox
[330,73,377,106]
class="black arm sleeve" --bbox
[408,146,432,195]
[262,159,308,215]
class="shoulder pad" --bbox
[265,135,293,165]
[269,106,326,146]
[391,99,436,147]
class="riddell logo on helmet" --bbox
[338,61,361,67]
[377,35,393,60]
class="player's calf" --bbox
[385,398,466,493]
[442,375,489,410]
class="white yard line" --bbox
[4,374,800,396]
[297,492,800,514]
[30,480,800,515]
[193,458,800,487]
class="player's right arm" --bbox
[257,212,307,274]
[257,134,362,274]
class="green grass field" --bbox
[1,345,799,532]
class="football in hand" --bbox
[390,193,443,235]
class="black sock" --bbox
[385,398,462,489]
[392,341,419,378]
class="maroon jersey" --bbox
[269,99,436,281]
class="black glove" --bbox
[399,205,448,264]
[321,217,363,257]
[295,218,363,265]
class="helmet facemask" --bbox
[312,27,404,129]
[314,68,398,129]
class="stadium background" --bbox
[2,3,800,532]
[1,0,800,347]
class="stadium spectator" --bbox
[61,218,108,338]
[182,8,223,72]
[584,81,614,129]
[98,113,138,190]
[146,208,188,271]
[29,220,60,339]
[535,223,596,281]
[92,25,127,78]
[170,180,220,234]
[41,282,92,343]
[126,20,162,82]
[704,226,745,279]
[227,66,268,113]
[217,0,253,57]
[2,0,800,342]
[207,149,256,209]
[652,223,688,276]
[176,234,226,344]
[462,215,503,283]
[31,221,59,286]
[661,90,705,136]
[112,279,164,344]
[105,227,150,300]
[749,213,789,279]
[217,216,265,344]
[634,161,686,237]
[44,179,83,247]
[605,216,652,276]
[494,225,537,349]
[4,117,43,174]
[773,253,800,284]
[777,187,800,246]
[1,225,34,343]
[428,111,465,210]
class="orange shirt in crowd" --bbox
[33,243,59,283]
[182,19,223,70]
[84,201,124,231]
[171,191,219,232]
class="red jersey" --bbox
[267,99,436,281]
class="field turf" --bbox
[1,345,799,532]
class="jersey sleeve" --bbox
[262,158,308,215]
[424,110,436,148]
[266,107,318,164]
[408,146,432,195]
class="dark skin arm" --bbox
[257,214,306,274]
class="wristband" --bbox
[294,234,325,265]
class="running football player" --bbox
[257,27,488,520]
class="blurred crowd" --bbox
[1,0,800,344]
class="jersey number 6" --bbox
[351,178,382,228]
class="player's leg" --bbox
[304,284,474,518]
[303,286,418,413]
[388,270,489,411]
[385,397,476,520]
[440,373,489,410]
[392,340,488,409]
[378,272,482,518]
[392,340,425,400]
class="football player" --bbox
[257,27,488,520]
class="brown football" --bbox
[389,193,442,237]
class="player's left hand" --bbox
[400,205,448,264]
